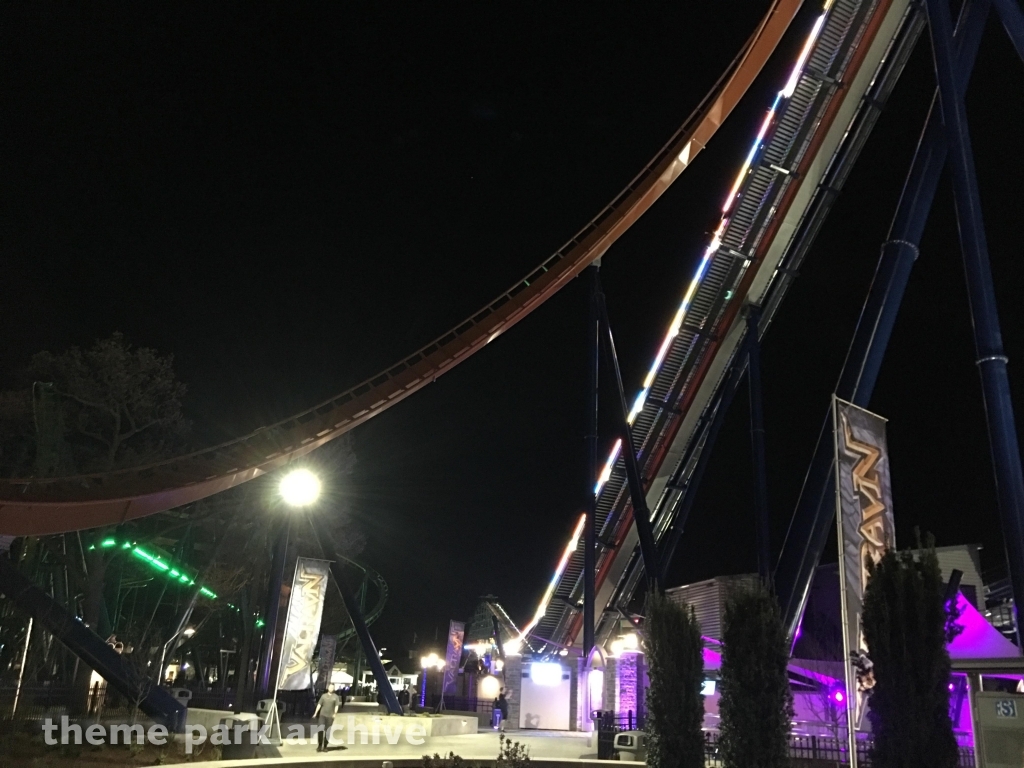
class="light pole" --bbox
[419,652,445,709]
[254,469,321,705]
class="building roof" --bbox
[948,593,1021,661]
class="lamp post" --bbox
[419,652,445,709]
[254,469,321,704]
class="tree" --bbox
[861,544,958,768]
[718,584,793,768]
[0,390,36,477]
[643,589,705,768]
[28,332,188,472]
[7,333,190,711]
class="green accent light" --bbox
[132,547,170,571]
[255,618,266,628]
[90,536,219,602]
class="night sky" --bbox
[3,2,1023,663]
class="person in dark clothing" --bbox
[397,686,411,712]
[495,691,509,732]
[313,684,342,752]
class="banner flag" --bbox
[442,620,465,695]
[316,634,337,694]
[833,397,896,741]
[277,557,331,691]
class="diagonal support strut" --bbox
[596,290,661,590]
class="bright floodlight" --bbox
[280,469,321,507]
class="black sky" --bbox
[2,2,1023,662]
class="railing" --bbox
[702,731,976,767]
[179,688,237,711]
[594,710,644,759]
[0,682,242,722]
[425,694,494,717]
[595,710,643,731]
[0,683,139,722]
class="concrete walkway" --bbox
[282,729,597,760]
[187,728,606,767]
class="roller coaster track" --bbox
[0,0,802,536]
[522,0,920,650]
[335,556,389,642]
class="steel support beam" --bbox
[926,0,1024,646]
[314,523,403,716]
[255,516,290,702]
[584,265,600,658]
[992,0,1024,64]
[747,306,772,585]
[775,0,991,641]
[597,292,661,589]
[0,553,186,730]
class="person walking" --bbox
[313,684,342,752]
[495,690,509,732]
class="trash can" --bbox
[614,731,646,762]
[219,717,257,760]
[256,699,276,716]
[492,709,503,730]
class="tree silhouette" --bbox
[862,543,957,768]
[644,589,705,768]
[718,584,793,768]
[28,332,188,472]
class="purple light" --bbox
[618,654,639,716]
[949,683,956,692]
[948,592,1022,660]
[832,689,845,704]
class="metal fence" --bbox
[425,694,494,718]
[0,684,138,722]
[180,688,237,711]
[0,683,242,722]
[594,710,644,759]
[703,731,975,767]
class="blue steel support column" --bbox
[0,553,187,730]
[584,264,600,659]
[598,292,661,588]
[926,0,1024,645]
[255,516,290,702]
[747,306,773,585]
[775,0,990,641]
[313,522,403,716]
[991,0,1024,64]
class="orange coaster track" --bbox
[0,0,801,536]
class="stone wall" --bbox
[503,653,523,729]
[602,657,620,715]
[616,653,639,719]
